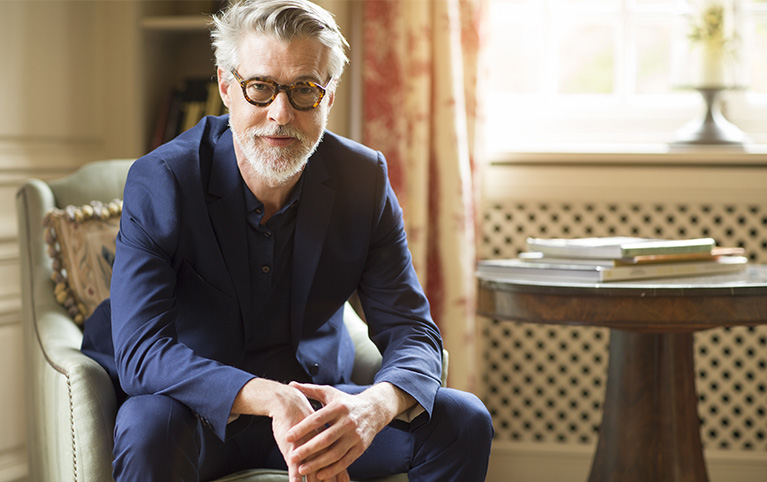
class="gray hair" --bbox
[211,0,349,85]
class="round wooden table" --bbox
[477,265,767,482]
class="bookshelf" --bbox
[134,0,354,153]
[136,1,223,152]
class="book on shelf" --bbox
[150,78,226,151]
[525,236,717,260]
[477,255,748,283]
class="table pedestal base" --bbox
[588,331,709,482]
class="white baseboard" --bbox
[488,441,767,482]
[488,441,592,482]
[705,448,767,482]
[0,447,27,482]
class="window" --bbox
[485,0,767,152]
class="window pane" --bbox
[488,21,542,94]
[552,0,618,3]
[635,22,674,94]
[487,2,542,94]
[557,24,615,94]
[551,0,619,10]
[752,18,767,93]
[632,0,675,6]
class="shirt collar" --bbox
[242,173,305,219]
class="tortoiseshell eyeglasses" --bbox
[231,69,332,111]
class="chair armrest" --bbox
[25,307,117,482]
[344,303,382,385]
[343,303,448,387]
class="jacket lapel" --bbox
[206,130,252,335]
[291,148,335,347]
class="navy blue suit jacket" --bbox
[82,115,443,441]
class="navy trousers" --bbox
[113,387,493,482]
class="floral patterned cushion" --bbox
[43,199,122,325]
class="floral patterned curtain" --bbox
[362,0,485,391]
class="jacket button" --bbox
[308,363,320,376]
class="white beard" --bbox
[230,121,324,187]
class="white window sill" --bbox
[487,144,767,167]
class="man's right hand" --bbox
[268,383,319,481]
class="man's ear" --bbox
[218,67,232,109]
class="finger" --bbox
[310,448,359,481]
[288,464,303,482]
[289,382,334,404]
[291,424,343,470]
[305,473,320,482]
[286,406,336,443]
[296,425,360,473]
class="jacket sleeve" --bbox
[357,152,444,421]
[110,157,254,441]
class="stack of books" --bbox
[477,236,748,282]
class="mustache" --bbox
[247,125,309,144]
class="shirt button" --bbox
[264,231,272,238]
[262,265,271,273]
[255,208,262,214]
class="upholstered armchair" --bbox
[18,160,446,482]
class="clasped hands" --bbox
[270,381,406,482]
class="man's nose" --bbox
[267,91,295,125]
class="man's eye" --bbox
[249,82,272,92]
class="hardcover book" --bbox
[524,236,717,260]
[518,246,745,266]
[477,255,748,283]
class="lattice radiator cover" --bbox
[480,202,767,451]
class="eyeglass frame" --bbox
[230,69,332,111]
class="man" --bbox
[81,1,493,481]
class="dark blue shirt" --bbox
[240,175,310,384]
